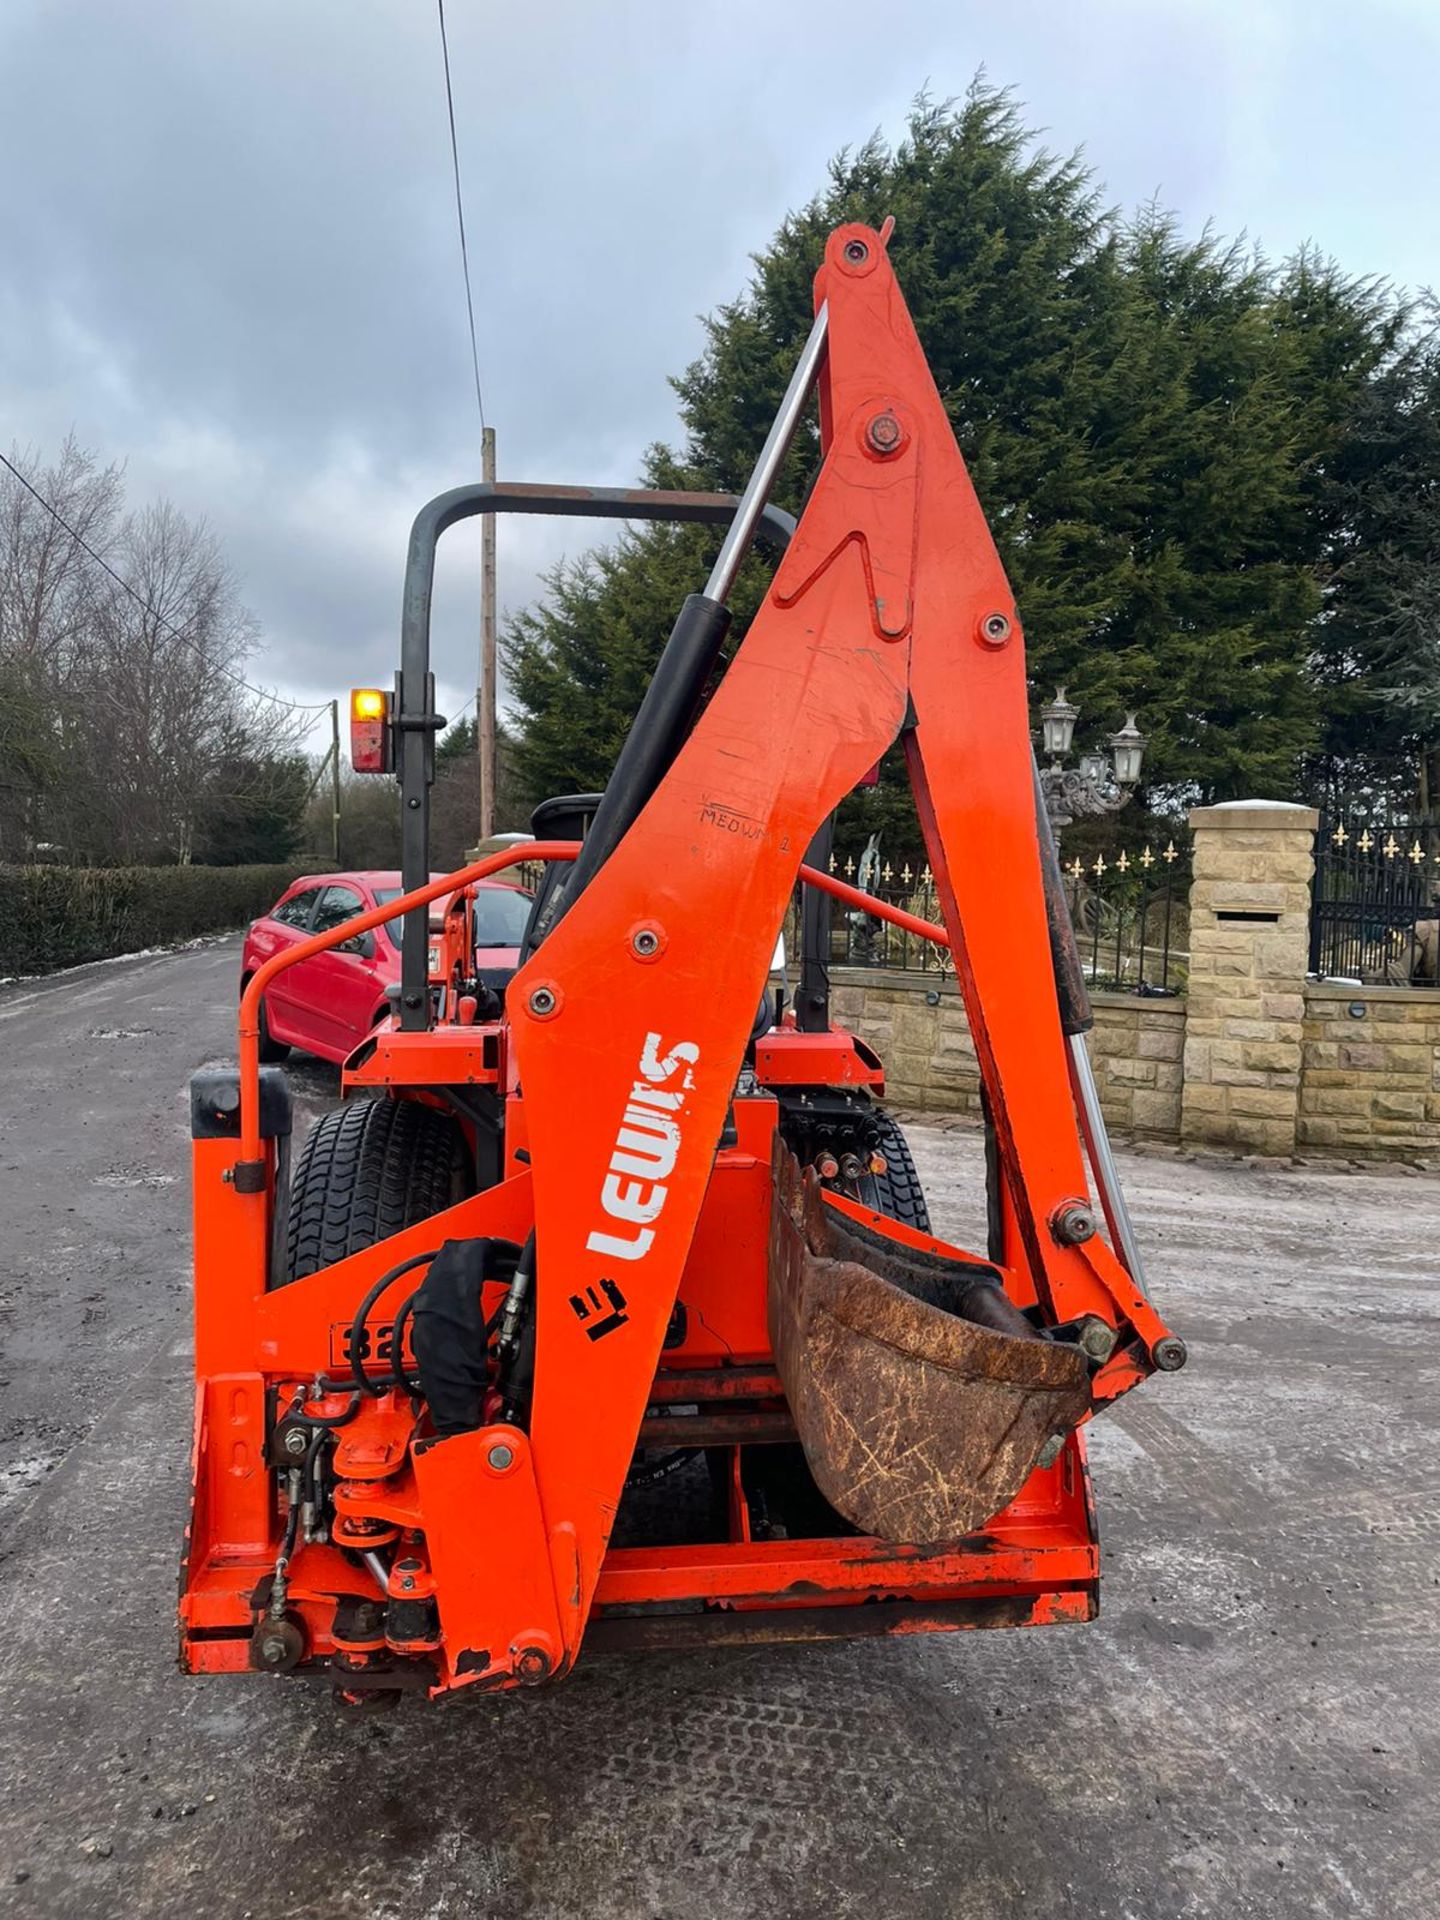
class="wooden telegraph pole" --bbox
[330,697,342,864]
[478,426,497,838]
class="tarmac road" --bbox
[0,936,1437,1919]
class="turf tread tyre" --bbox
[283,1098,469,1283]
[857,1112,931,1233]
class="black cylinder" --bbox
[547,593,732,926]
[1032,757,1093,1036]
[797,817,835,1032]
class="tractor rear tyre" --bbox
[855,1112,931,1233]
[282,1096,472,1284]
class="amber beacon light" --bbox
[349,687,392,773]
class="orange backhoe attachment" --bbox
[180,222,1183,1709]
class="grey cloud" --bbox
[1,0,1435,746]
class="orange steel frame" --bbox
[181,224,1178,1698]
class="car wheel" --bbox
[247,979,291,1063]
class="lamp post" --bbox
[1036,688,1146,831]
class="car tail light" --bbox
[350,688,393,773]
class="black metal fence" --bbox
[827,857,948,976]
[820,833,1189,994]
[1309,818,1440,984]
[1061,839,1189,994]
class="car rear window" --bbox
[473,888,532,947]
[373,885,530,948]
[372,888,409,950]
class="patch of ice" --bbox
[0,1454,57,1511]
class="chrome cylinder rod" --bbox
[1069,1031,1150,1297]
[703,301,829,606]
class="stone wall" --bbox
[828,969,1185,1140]
[1299,983,1440,1159]
[1086,993,1187,1139]
[825,796,1440,1165]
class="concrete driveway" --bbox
[0,937,1435,1918]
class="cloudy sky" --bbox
[1,0,1436,747]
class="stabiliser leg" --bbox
[502,222,1182,1649]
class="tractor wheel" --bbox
[282,1097,471,1284]
[855,1112,931,1233]
[248,982,290,1063]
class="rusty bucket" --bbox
[768,1145,1091,1544]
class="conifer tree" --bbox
[507,85,1411,851]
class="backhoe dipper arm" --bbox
[505,224,1180,1642]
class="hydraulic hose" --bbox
[390,1291,423,1398]
[347,1250,438,1398]
[286,1391,363,1429]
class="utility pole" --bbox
[478,425,497,839]
[330,698,342,865]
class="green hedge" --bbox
[0,863,317,977]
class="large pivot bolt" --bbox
[1151,1336,1188,1372]
[978,611,1013,648]
[1076,1316,1118,1364]
[1051,1200,1097,1246]
[628,923,666,961]
[865,411,904,456]
[250,1615,305,1673]
[514,1646,552,1686]
[527,986,558,1019]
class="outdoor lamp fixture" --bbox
[1040,687,1079,759]
[1036,688,1147,831]
[1109,714,1147,787]
[1077,747,1109,786]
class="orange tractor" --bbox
[181,222,1184,1710]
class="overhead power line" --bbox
[436,0,487,435]
[0,446,331,718]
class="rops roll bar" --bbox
[392,484,801,1027]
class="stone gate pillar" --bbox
[1180,799,1319,1156]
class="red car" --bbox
[241,869,532,1065]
